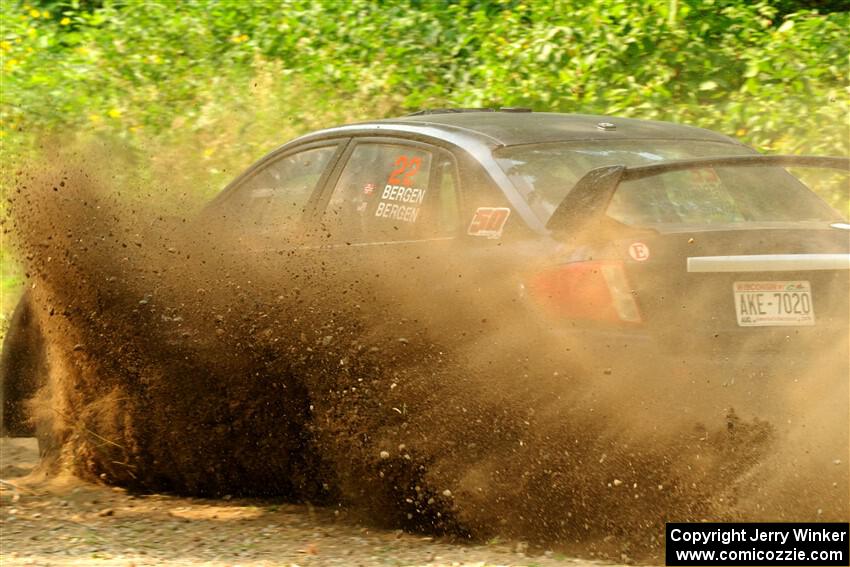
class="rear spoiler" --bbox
[546,155,850,233]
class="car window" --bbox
[234,145,337,233]
[495,141,755,223]
[494,141,840,227]
[608,165,842,226]
[323,142,459,241]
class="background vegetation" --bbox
[1,0,848,322]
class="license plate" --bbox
[733,281,815,326]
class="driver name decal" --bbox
[374,154,428,224]
[381,184,426,204]
[375,184,427,223]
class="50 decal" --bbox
[387,155,422,186]
[468,207,511,239]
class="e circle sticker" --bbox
[628,242,650,262]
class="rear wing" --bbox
[546,155,850,233]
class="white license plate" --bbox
[733,281,815,327]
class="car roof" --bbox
[287,111,745,154]
[369,111,742,148]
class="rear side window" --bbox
[234,145,337,232]
[323,142,459,241]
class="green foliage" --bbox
[1,0,847,197]
[766,0,849,15]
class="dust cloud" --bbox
[3,149,847,562]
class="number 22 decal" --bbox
[387,155,421,186]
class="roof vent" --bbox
[406,108,495,116]
[407,107,533,116]
[597,122,616,131]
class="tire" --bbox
[0,292,47,439]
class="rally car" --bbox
[207,109,848,352]
[3,109,849,436]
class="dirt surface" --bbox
[0,437,621,566]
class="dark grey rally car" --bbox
[209,109,848,352]
[3,109,849,435]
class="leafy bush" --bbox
[1,0,847,198]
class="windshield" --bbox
[495,141,843,227]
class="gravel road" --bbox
[0,438,622,567]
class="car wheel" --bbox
[1,292,48,444]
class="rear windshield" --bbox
[608,165,844,227]
[495,141,842,227]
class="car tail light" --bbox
[527,261,642,324]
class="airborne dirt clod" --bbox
[3,154,848,564]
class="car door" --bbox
[307,137,476,322]
[315,138,460,245]
[310,136,551,333]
